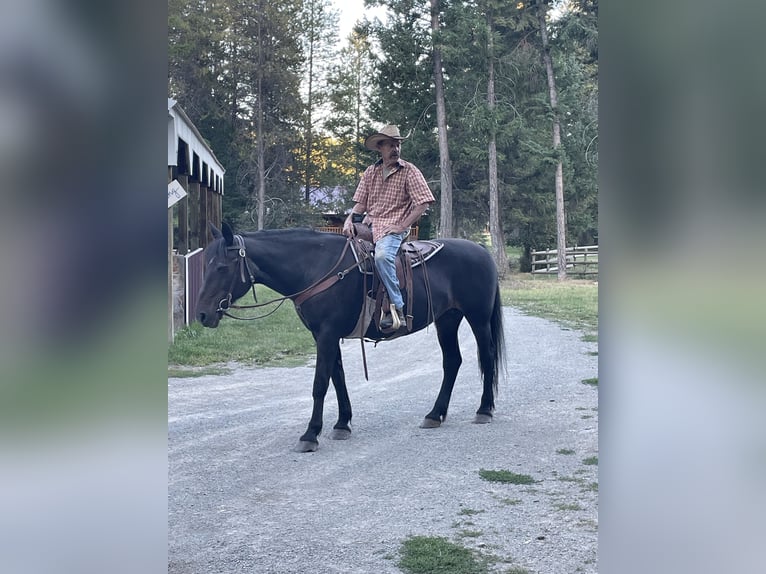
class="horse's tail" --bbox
[489,283,507,396]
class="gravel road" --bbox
[169,307,598,573]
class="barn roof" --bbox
[168,98,225,194]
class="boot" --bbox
[394,306,406,329]
[380,304,405,330]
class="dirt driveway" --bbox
[169,307,598,573]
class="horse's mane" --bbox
[213,227,319,259]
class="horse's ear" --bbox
[209,222,222,240]
[221,221,234,246]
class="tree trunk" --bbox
[354,39,363,184]
[486,8,508,277]
[536,0,567,280]
[431,0,453,238]
[304,1,315,203]
[256,18,266,230]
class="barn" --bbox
[168,98,225,342]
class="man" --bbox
[343,125,435,330]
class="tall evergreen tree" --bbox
[169,0,307,230]
[233,0,304,229]
[535,0,568,279]
[484,2,509,275]
[554,0,598,246]
[300,0,340,203]
[168,0,597,256]
[365,0,444,237]
[325,30,376,188]
[430,0,455,238]
[169,0,239,210]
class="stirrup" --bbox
[380,303,401,330]
[390,303,401,330]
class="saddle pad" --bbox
[350,238,444,274]
[401,240,444,265]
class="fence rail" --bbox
[530,245,598,275]
[185,248,204,324]
[317,225,419,240]
[171,247,205,333]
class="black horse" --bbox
[196,222,506,452]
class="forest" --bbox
[168,0,597,272]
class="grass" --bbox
[478,469,538,485]
[499,274,598,339]
[169,272,598,369]
[581,377,598,387]
[556,448,576,455]
[582,456,598,466]
[168,366,232,378]
[496,497,522,506]
[168,287,315,370]
[554,502,583,511]
[556,476,598,493]
[458,508,485,516]
[399,536,488,574]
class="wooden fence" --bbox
[171,247,205,332]
[530,245,598,275]
[317,225,420,240]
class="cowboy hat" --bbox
[364,124,408,151]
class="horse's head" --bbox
[196,222,254,328]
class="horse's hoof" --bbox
[330,428,352,440]
[294,440,319,452]
[473,413,493,424]
[419,417,441,429]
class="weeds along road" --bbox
[168,307,598,574]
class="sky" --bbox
[333,1,568,39]
[333,0,365,39]
[332,0,387,41]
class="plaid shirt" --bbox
[352,159,435,243]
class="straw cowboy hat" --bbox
[364,124,408,151]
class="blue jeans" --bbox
[374,231,408,310]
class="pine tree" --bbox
[300,0,340,203]
[485,2,509,275]
[536,0,568,279]
[430,0,455,238]
[325,30,375,190]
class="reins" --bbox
[217,235,366,321]
[214,231,437,383]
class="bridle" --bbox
[215,234,369,321]
[215,234,259,317]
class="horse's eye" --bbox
[217,265,229,274]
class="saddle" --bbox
[348,223,443,335]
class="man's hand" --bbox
[385,225,407,236]
[342,218,355,237]
[387,203,430,237]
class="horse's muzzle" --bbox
[197,310,221,328]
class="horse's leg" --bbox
[329,343,353,440]
[420,309,464,429]
[467,319,497,424]
[296,335,339,452]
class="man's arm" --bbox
[384,163,435,235]
[342,203,366,236]
[388,201,431,235]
